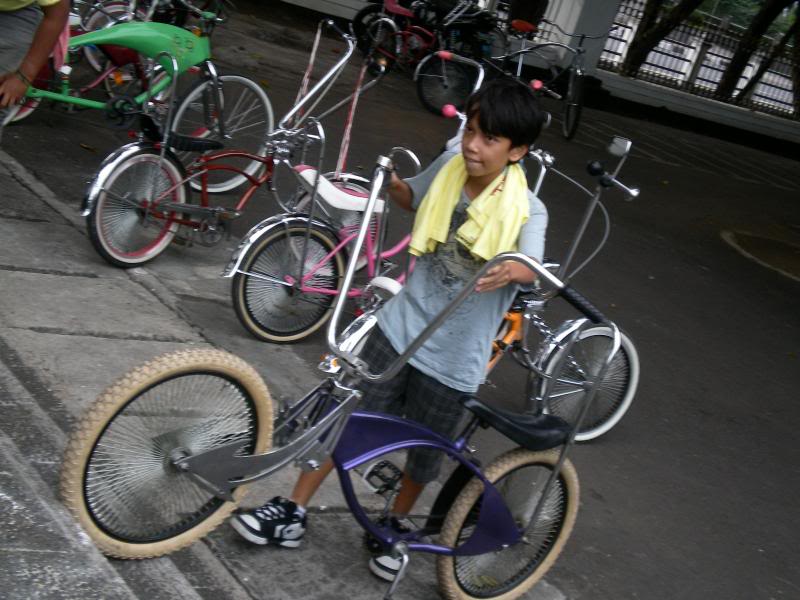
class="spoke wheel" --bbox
[60,349,273,558]
[364,18,402,69]
[416,58,474,115]
[437,449,578,600]
[545,327,639,441]
[170,74,274,194]
[232,224,345,343]
[87,148,188,268]
[8,97,41,122]
[352,3,385,53]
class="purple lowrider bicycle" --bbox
[59,153,622,600]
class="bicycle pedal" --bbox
[218,208,241,220]
[363,459,403,496]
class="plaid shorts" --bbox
[358,326,468,484]
[0,6,41,137]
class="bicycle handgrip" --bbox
[442,104,459,119]
[560,285,607,324]
[326,19,352,41]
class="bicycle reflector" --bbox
[530,79,544,91]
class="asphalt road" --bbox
[1,1,799,599]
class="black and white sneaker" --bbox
[365,516,412,582]
[369,553,404,582]
[230,496,307,548]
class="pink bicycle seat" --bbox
[294,166,386,213]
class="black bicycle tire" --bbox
[352,2,384,53]
[416,58,475,115]
[561,69,584,140]
[231,224,345,343]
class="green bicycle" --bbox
[22,0,274,193]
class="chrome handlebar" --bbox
[279,20,356,129]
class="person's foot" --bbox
[369,552,404,582]
[230,496,306,547]
[365,516,411,582]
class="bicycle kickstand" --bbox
[383,542,410,600]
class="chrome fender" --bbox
[318,311,378,374]
[534,318,586,370]
[413,51,436,82]
[222,214,341,278]
[82,142,150,217]
[81,142,186,217]
[318,276,401,374]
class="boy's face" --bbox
[461,116,528,182]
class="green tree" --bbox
[790,4,800,116]
[621,0,706,76]
[714,0,795,100]
[733,10,798,108]
[699,0,759,25]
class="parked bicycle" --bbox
[13,0,219,123]
[416,18,614,138]
[82,20,384,267]
[59,151,625,600]
[360,0,507,73]
[484,138,640,440]
[225,140,420,343]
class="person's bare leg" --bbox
[391,473,424,516]
[290,459,335,507]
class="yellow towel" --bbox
[409,154,529,261]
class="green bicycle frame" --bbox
[25,21,211,110]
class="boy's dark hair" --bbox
[465,78,545,149]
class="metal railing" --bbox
[597,0,798,120]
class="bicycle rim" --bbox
[171,74,274,193]
[438,450,578,600]
[90,151,185,267]
[417,59,473,115]
[546,328,639,441]
[83,372,260,543]
[82,1,136,73]
[60,349,273,558]
[353,4,383,53]
[9,97,40,122]
[234,226,344,342]
[365,19,400,68]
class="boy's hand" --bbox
[0,72,28,109]
[388,170,414,212]
[476,260,536,293]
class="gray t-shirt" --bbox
[376,151,548,393]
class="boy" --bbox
[231,78,548,582]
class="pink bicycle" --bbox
[224,145,420,343]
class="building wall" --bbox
[281,0,369,19]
